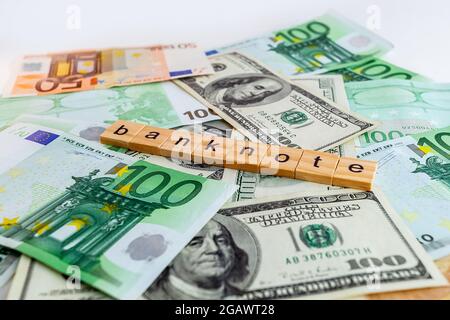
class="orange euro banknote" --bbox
[3,43,214,97]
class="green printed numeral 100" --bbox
[274,21,330,44]
[113,165,203,206]
[417,131,450,160]
[347,58,414,80]
[360,130,405,145]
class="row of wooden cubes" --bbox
[100,120,377,191]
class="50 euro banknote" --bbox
[0,122,236,299]
[3,43,214,97]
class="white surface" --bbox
[0,0,449,90]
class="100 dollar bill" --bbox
[143,188,446,299]
[176,52,376,151]
[346,80,450,147]
[357,126,450,259]
[0,123,235,299]
[3,43,213,97]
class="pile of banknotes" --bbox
[0,11,448,300]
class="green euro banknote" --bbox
[0,81,218,130]
[346,80,450,147]
[0,122,236,299]
[209,11,393,76]
[357,126,450,259]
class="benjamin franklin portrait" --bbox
[144,215,259,300]
[203,73,292,108]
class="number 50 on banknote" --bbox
[3,43,214,97]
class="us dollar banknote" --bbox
[287,74,356,157]
[0,122,236,299]
[176,52,376,151]
[357,126,450,259]
[144,188,446,299]
[231,75,355,201]
[291,75,350,108]
[346,80,450,148]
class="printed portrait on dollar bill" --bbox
[203,73,291,108]
[144,215,259,300]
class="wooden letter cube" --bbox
[332,157,377,190]
[100,120,145,148]
[192,135,234,166]
[259,146,304,178]
[159,130,203,161]
[128,126,172,155]
[224,140,269,173]
[294,150,339,185]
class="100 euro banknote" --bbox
[3,43,214,97]
[0,81,219,130]
[210,11,395,77]
[346,80,450,147]
[0,123,236,299]
[357,126,450,259]
[325,57,426,82]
